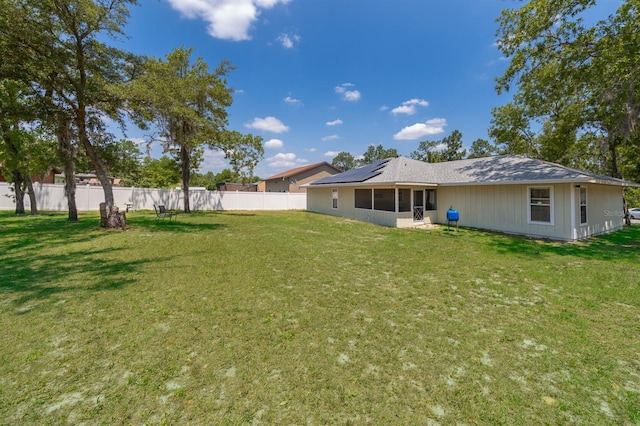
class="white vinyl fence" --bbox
[0,182,306,212]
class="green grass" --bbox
[1,210,639,424]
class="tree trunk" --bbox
[25,175,38,215]
[76,109,115,208]
[181,145,191,213]
[623,192,631,226]
[609,138,621,179]
[73,32,115,210]
[57,116,78,222]
[64,168,78,222]
[99,202,126,228]
[12,171,25,214]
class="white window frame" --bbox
[332,188,338,209]
[579,187,587,225]
[527,186,554,226]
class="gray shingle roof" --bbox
[310,155,637,187]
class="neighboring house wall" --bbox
[266,164,341,193]
[265,178,292,193]
[0,170,57,184]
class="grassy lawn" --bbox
[1,210,639,425]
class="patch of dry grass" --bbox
[0,210,639,424]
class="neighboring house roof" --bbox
[265,161,342,181]
[310,155,639,187]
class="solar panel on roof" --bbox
[311,159,390,185]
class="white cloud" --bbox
[391,98,429,116]
[379,105,389,111]
[166,0,291,41]
[322,134,340,142]
[305,147,317,152]
[335,83,361,102]
[198,149,228,172]
[245,116,290,133]
[267,152,307,168]
[284,95,302,105]
[488,56,508,66]
[277,33,300,49]
[324,151,340,158]
[264,138,284,149]
[393,118,447,140]
[326,119,343,126]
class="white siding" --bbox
[437,183,623,240]
[438,184,573,240]
[307,186,413,227]
[308,183,626,240]
[573,184,624,239]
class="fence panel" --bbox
[0,183,306,212]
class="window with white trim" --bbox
[528,186,554,225]
[579,187,587,225]
[332,188,338,209]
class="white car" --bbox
[629,208,640,219]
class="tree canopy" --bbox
[0,2,264,220]
[361,144,398,164]
[128,47,263,212]
[410,130,468,163]
[492,0,640,182]
[331,151,357,171]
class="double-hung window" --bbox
[332,188,338,209]
[528,187,554,225]
[579,187,587,225]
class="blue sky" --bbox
[117,0,513,178]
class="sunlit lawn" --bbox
[1,210,639,424]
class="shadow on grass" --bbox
[0,212,180,307]
[484,225,640,261]
[128,214,228,233]
[1,251,164,308]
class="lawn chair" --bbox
[154,204,177,221]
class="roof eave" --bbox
[307,178,638,188]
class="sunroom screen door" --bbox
[413,190,424,222]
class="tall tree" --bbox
[98,139,144,186]
[468,138,498,159]
[493,0,640,179]
[129,47,236,213]
[360,144,398,165]
[411,130,467,163]
[0,0,139,223]
[0,79,34,214]
[138,156,181,189]
[331,151,356,171]
[222,131,264,185]
[0,80,57,215]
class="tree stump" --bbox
[99,202,126,228]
